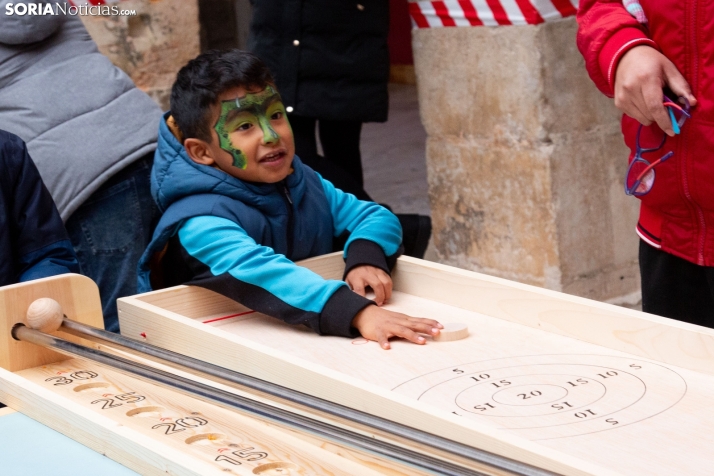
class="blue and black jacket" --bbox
[137,114,403,337]
[0,130,79,286]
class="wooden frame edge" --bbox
[0,367,216,476]
[117,296,621,476]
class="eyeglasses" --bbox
[624,96,691,197]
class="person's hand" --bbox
[345,265,392,305]
[614,45,697,136]
[351,305,443,350]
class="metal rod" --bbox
[59,318,555,476]
[14,324,498,475]
[57,318,555,476]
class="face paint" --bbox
[214,86,286,169]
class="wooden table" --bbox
[117,253,714,476]
[0,274,421,476]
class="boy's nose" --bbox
[262,126,279,145]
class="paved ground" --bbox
[361,83,431,217]
[360,83,438,261]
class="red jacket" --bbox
[577,0,714,266]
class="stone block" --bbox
[80,0,201,110]
[413,18,640,303]
[427,137,559,287]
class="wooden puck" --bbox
[26,298,64,333]
[433,322,469,342]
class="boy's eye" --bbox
[236,122,252,131]
[271,111,283,120]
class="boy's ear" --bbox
[184,138,216,166]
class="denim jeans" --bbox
[66,154,159,332]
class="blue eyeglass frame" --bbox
[624,96,691,197]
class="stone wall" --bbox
[413,19,641,304]
[80,0,201,111]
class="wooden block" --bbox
[433,322,469,342]
[0,274,104,372]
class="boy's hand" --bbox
[351,305,443,350]
[345,265,392,305]
[614,45,697,136]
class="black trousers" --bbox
[290,115,364,189]
[640,240,714,328]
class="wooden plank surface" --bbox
[120,303,616,473]
[299,253,714,376]
[392,256,714,376]
[0,358,393,476]
[119,254,714,475]
[95,344,448,476]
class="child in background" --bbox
[0,130,79,286]
[138,50,442,349]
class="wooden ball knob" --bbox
[26,298,64,333]
[434,322,469,342]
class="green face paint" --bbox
[214,86,287,169]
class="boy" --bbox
[138,50,442,349]
[0,130,79,286]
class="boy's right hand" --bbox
[351,305,443,350]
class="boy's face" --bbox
[201,85,295,183]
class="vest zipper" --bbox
[279,181,294,258]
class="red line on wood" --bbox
[202,310,256,324]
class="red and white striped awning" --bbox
[409,0,579,28]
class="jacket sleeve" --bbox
[176,216,373,337]
[576,0,659,96]
[4,138,79,282]
[318,174,403,277]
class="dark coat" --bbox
[248,0,390,123]
[0,130,79,286]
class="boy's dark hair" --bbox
[170,49,274,142]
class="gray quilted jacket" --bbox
[0,1,162,220]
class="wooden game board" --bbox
[0,275,431,476]
[118,253,714,476]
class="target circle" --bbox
[393,354,686,440]
[491,384,568,406]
